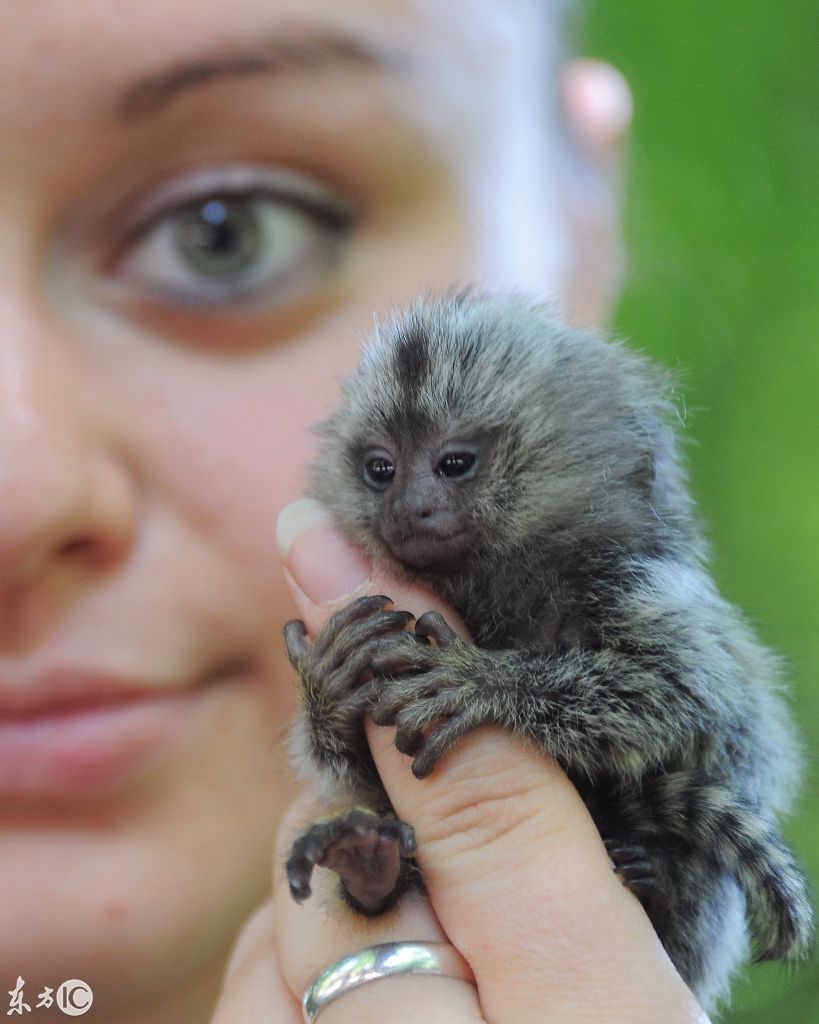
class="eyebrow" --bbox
[117,28,415,123]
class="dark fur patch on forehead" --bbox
[382,403,434,443]
[392,323,430,397]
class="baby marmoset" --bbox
[284,292,813,1010]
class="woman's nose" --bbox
[0,298,136,597]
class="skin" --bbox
[0,0,700,1021]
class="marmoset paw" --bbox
[285,595,412,684]
[364,608,465,680]
[372,673,490,778]
[414,610,461,648]
[369,617,496,778]
[285,596,417,765]
[287,807,416,914]
[286,594,413,709]
[605,839,659,906]
[404,702,487,778]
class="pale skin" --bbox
[0,0,706,1021]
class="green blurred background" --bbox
[580,2,817,1020]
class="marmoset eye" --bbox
[437,452,476,478]
[364,457,396,488]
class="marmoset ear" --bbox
[559,59,632,328]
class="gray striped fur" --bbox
[296,292,813,1012]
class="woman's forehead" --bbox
[0,0,557,118]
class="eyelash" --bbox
[105,165,357,307]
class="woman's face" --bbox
[0,0,617,1017]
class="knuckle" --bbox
[426,787,540,861]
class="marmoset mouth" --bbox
[386,528,473,571]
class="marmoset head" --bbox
[354,426,494,571]
[312,293,697,575]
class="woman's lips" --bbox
[0,673,214,800]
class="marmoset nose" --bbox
[397,486,439,528]
[396,496,460,536]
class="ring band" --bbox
[302,940,476,1023]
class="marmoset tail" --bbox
[284,292,814,1012]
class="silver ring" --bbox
[302,940,476,1023]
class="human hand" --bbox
[211,499,710,1023]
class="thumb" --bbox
[276,498,469,634]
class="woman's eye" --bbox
[111,170,354,307]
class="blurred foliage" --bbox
[581,2,818,1020]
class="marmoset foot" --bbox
[287,807,417,914]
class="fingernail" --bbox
[277,499,371,604]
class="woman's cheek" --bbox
[125,334,359,601]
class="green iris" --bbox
[173,197,262,279]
